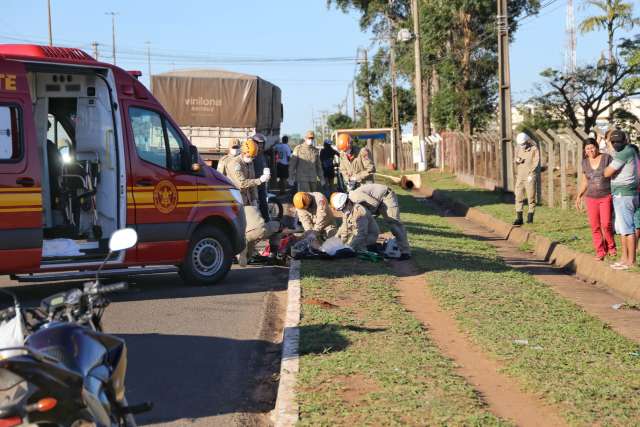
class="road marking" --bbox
[272,259,300,427]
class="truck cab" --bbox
[0,45,246,286]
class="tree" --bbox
[330,0,539,137]
[579,0,639,119]
[327,112,355,131]
[528,37,640,132]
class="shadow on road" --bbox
[0,266,289,304]
[123,332,280,425]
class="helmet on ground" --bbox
[337,134,351,152]
[516,132,530,145]
[293,192,313,209]
[241,139,259,158]
[251,133,266,145]
[330,192,348,211]
[384,238,401,259]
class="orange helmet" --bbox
[293,192,313,209]
[337,134,352,152]
[241,139,259,158]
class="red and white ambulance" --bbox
[0,44,246,286]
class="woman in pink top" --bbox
[575,138,617,260]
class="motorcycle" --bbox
[0,228,151,427]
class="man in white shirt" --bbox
[274,135,293,194]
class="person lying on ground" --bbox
[348,183,411,260]
[575,138,616,261]
[293,191,337,241]
[330,192,379,252]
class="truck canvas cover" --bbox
[151,69,282,130]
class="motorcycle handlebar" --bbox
[97,282,128,294]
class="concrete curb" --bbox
[272,259,301,427]
[421,187,640,299]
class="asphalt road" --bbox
[0,264,289,426]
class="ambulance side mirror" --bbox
[189,145,201,172]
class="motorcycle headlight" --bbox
[229,189,243,205]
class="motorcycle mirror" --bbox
[108,228,138,252]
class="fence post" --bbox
[549,129,567,209]
[535,129,555,208]
[565,128,584,191]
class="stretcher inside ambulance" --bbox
[0,45,246,286]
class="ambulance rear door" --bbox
[0,59,43,273]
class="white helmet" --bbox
[384,238,401,259]
[330,192,348,211]
[516,132,530,145]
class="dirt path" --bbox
[426,198,640,343]
[391,260,567,427]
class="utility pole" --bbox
[352,82,357,122]
[390,42,401,169]
[362,49,372,130]
[497,0,513,191]
[146,41,152,91]
[91,42,99,60]
[47,0,53,46]
[106,12,119,65]
[411,0,427,171]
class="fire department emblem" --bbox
[153,180,178,214]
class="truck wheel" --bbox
[179,225,232,286]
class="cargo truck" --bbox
[151,69,283,165]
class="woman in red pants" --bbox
[575,138,617,260]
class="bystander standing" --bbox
[604,130,639,270]
[575,138,616,260]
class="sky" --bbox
[1,0,637,135]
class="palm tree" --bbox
[579,0,639,121]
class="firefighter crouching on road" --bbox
[216,141,240,176]
[227,139,280,265]
[330,192,380,252]
[349,183,411,260]
[289,131,324,192]
[513,132,540,226]
[337,133,375,190]
[293,191,337,240]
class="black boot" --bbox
[527,212,534,224]
[513,211,524,226]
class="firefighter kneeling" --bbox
[227,139,280,266]
[293,191,337,240]
[349,183,411,260]
[329,192,379,252]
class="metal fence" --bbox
[438,127,618,209]
[373,143,416,172]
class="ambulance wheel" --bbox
[179,225,233,286]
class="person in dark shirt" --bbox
[320,139,339,194]
[251,133,271,221]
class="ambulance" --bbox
[0,45,246,286]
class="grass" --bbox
[398,188,640,425]
[297,259,508,426]
[426,171,599,252]
[379,169,639,271]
